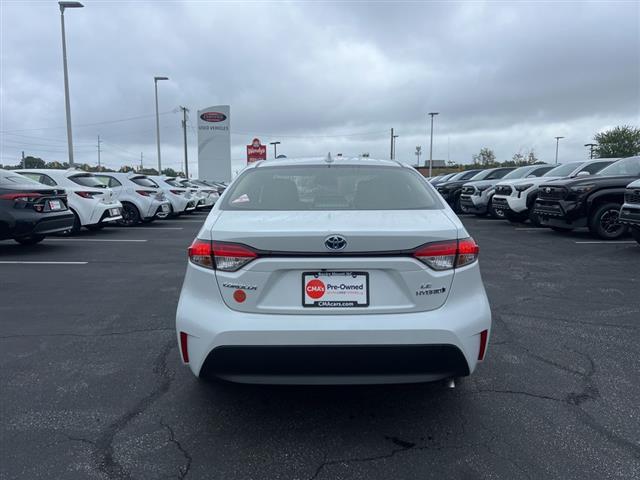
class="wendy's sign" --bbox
[246,138,267,163]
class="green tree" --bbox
[161,167,178,177]
[594,125,640,158]
[472,147,496,166]
[119,165,135,173]
[24,156,46,168]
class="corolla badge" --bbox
[324,235,347,251]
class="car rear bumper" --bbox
[176,263,491,384]
[88,201,123,225]
[3,210,75,239]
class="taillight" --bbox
[179,332,189,363]
[212,241,258,271]
[170,189,184,195]
[187,239,258,271]
[0,192,43,201]
[413,237,479,270]
[187,238,214,269]
[75,191,101,199]
[478,329,489,360]
[136,190,152,196]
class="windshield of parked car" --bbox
[460,170,482,180]
[501,166,537,180]
[130,176,159,188]
[222,165,442,210]
[485,169,513,180]
[69,174,106,188]
[543,162,583,177]
[466,169,493,181]
[596,157,640,176]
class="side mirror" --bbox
[576,171,590,177]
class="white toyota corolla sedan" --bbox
[176,157,491,385]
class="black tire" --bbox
[117,202,141,226]
[488,200,506,219]
[528,209,541,227]
[588,202,627,240]
[86,224,105,231]
[550,226,573,233]
[14,234,45,245]
[453,194,462,214]
[631,227,640,245]
[63,210,81,235]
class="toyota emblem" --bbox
[324,235,347,251]
[545,187,552,194]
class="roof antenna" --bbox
[325,152,333,164]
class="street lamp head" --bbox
[555,136,565,140]
[428,112,439,116]
[154,76,169,82]
[270,141,281,146]
[59,1,83,12]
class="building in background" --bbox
[197,105,231,182]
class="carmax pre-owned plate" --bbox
[302,271,369,308]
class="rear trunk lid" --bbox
[211,210,459,315]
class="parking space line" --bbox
[574,241,636,244]
[0,261,88,265]
[45,239,147,243]
[110,227,184,230]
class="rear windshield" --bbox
[0,174,41,185]
[131,176,159,187]
[163,179,182,187]
[69,174,106,188]
[222,165,442,211]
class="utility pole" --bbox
[554,136,565,164]
[140,152,143,171]
[415,146,422,167]
[180,106,189,178]
[392,133,399,160]
[153,76,169,173]
[97,134,101,168]
[390,128,394,159]
[428,112,439,177]
[584,143,597,159]
[21,151,25,169]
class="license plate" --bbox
[110,208,120,216]
[48,200,62,210]
[161,204,170,212]
[302,271,369,308]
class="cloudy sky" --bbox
[1,1,639,177]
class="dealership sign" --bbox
[197,105,231,182]
[246,138,267,164]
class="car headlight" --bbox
[515,184,534,192]
[570,184,596,194]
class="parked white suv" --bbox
[176,157,491,385]
[492,159,615,224]
[148,176,197,215]
[17,169,122,232]
[94,173,171,225]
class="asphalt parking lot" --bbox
[1,212,639,480]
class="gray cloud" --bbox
[1,0,638,175]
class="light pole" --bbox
[270,141,281,159]
[154,76,169,173]
[58,1,84,167]
[428,112,439,176]
[392,134,399,160]
[554,136,565,164]
[584,143,597,159]
[415,146,422,167]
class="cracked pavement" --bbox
[1,212,639,479]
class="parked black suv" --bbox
[0,170,75,244]
[436,169,484,212]
[534,156,640,240]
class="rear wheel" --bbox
[14,234,45,245]
[117,202,141,226]
[588,202,627,240]
[631,227,640,245]
[62,210,81,235]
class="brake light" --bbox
[0,192,43,201]
[170,189,184,195]
[136,190,152,196]
[413,237,479,270]
[212,241,258,271]
[187,238,214,268]
[75,191,101,199]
